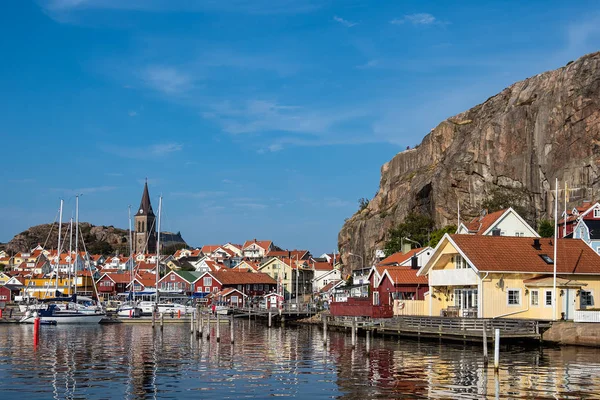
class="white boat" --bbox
[116,303,142,318]
[19,305,105,324]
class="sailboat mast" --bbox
[56,199,63,293]
[155,196,162,305]
[128,206,134,301]
[68,217,73,294]
[74,195,79,295]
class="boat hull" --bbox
[20,313,105,324]
[117,306,142,318]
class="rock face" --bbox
[339,51,600,270]
[5,223,187,255]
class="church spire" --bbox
[136,179,155,216]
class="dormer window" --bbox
[539,254,553,264]
[594,209,600,218]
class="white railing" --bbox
[429,268,478,286]
[574,310,600,323]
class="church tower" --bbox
[134,180,157,254]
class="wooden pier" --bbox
[325,315,547,343]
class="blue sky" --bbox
[1,1,599,254]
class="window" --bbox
[231,295,239,304]
[454,255,468,269]
[204,286,210,293]
[516,232,524,237]
[507,289,521,306]
[530,290,539,306]
[581,290,594,307]
[213,287,218,293]
[203,277,212,286]
[594,209,600,218]
[545,290,553,306]
[373,291,379,305]
[539,254,553,264]
[170,274,175,281]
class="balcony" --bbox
[429,268,479,287]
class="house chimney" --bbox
[411,256,419,269]
[532,238,541,250]
[402,242,412,254]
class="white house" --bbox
[457,207,539,237]
[311,262,342,292]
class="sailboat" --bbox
[20,198,106,324]
[117,206,142,318]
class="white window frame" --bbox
[170,274,175,281]
[203,277,212,286]
[373,291,379,306]
[507,289,521,306]
[204,286,210,293]
[594,209,600,218]
[454,255,468,269]
[544,290,553,307]
[530,289,539,306]
[580,290,594,308]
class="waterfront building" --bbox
[457,207,539,237]
[258,257,314,299]
[193,271,277,300]
[311,261,341,292]
[570,202,600,253]
[418,234,600,320]
[96,272,131,300]
[157,270,202,294]
[242,239,276,259]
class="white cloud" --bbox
[100,142,183,158]
[234,202,268,210]
[333,16,357,28]
[50,186,118,195]
[128,110,138,117]
[391,13,439,26]
[140,65,192,95]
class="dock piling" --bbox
[483,321,488,365]
[160,312,164,331]
[216,313,221,342]
[351,318,357,348]
[268,311,272,328]
[190,310,195,334]
[230,315,235,344]
[152,309,156,328]
[494,328,500,371]
[366,329,370,352]
[322,315,327,346]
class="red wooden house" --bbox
[96,273,131,300]
[375,267,428,306]
[194,271,277,298]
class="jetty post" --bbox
[205,313,210,341]
[33,315,40,347]
[322,315,327,346]
[160,312,164,331]
[216,312,221,342]
[230,315,235,344]
[351,318,357,349]
[199,310,204,337]
[494,329,500,371]
[366,329,370,352]
[268,311,272,328]
[190,310,195,334]
[152,309,156,328]
[483,321,488,365]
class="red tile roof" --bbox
[378,248,423,267]
[465,209,507,234]
[313,261,334,271]
[383,267,428,285]
[242,240,272,251]
[208,271,276,285]
[320,280,343,293]
[201,245,222,254]
[450,235,600,274]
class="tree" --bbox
[428,225,457,248]
[538,219,555,238]
[357,198,370,212]
[383,213,434,256]
[87,240,114,256]
[481,187,531,222]
[162,243,188,256]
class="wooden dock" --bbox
[325,315,546,342]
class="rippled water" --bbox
[1,320,600,399]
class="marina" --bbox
[2,320,600,398]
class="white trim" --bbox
[544,289,553,307]
[577,202,600,219]
[507,288,522,307]
[580,289,594,308]
[417,234,479,277]
[530,289,539,306]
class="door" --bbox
[562,288,576,320]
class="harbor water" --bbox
[1,321,600,399]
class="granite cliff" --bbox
[339,51,600,270]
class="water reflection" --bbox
[1,321,600,399]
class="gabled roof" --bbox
[242,240,273,251]
[175,270,203,283]
[201,245,222,254]
[378,248,424,267]
[213,287,247,298]
[312,261,334,271]
[464,209,509,234]
[381,268,428,285]
[266,249,309,259]
[97,272,131,284]
[421,234,600,275]
[320,280,344,293]
[577,219,600,239]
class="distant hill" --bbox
[5,223,187,256]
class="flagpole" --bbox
[563,181,567,237]
[553,178,558,321]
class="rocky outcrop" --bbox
[339,51,600,270]
[5,223,187,255]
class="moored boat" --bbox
[20,305,105,324]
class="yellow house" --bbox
[258,257,313,299]
[418,234,600,320]
[22,272,97,299]
[0,272,11,285]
